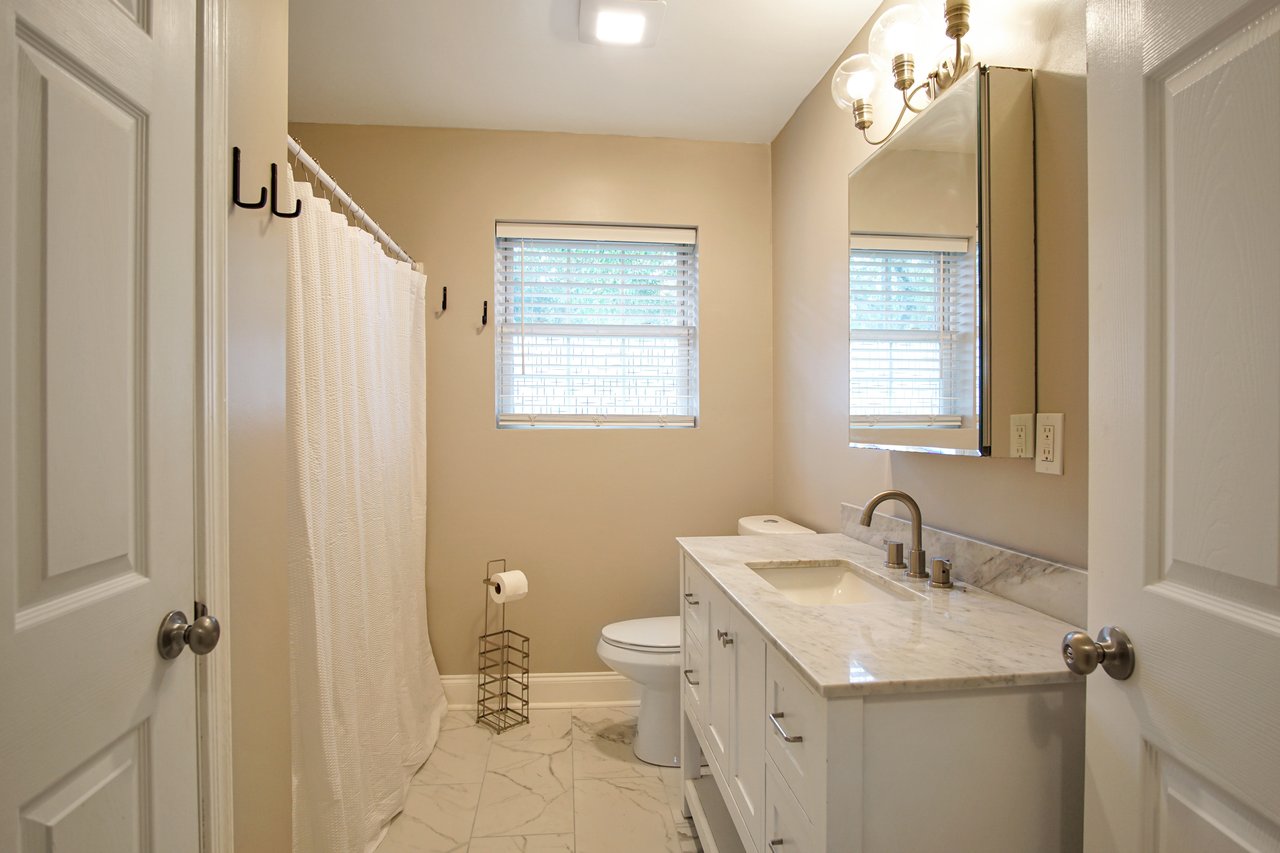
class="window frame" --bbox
[493,222,700,430]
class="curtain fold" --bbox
[286,176,446,853]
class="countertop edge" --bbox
[678,535,1084,700]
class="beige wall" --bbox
[849,150,977,237]
[228,0,291,848]
[771,0,1090,566]
[286,125,774,674]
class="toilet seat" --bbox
[600,616,680,653]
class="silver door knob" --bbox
[158,609,222,660]
[1062,626,1134,680]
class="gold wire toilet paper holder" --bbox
[477,559,529,733]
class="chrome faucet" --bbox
[859,490,929,580]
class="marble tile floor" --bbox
[377,707,702,853]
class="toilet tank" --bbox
[737,515,814,535]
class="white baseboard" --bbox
[441,671,640,710]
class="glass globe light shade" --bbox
[913,0,945,30]
[915,0,965,56]
[830,53,883,110]
[868,3,929,64]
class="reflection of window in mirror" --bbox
[848,234,976,434]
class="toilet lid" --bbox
[601,616,681,652]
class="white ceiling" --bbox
[288,0,881,144]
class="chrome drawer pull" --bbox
[683,592,700,606]
[769,712,803,743]
[768,839,785,850]
[683,668,700,686]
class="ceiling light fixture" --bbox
[578,0,666,47]
[595,9,646,45]
[831,0,974,145]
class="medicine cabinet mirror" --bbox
[847,66,1034,456]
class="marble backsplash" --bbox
[840,503,1086,627]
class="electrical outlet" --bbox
[1038,425,1055,460]
[1010,414,1033,458]
[1035,413,1064,475]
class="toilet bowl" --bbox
[596,616,681,767]
[598,515,815,767]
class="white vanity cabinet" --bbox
[679,551,1085,853]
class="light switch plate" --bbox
[1035,413,1064,475]
[1010,414,1034,458]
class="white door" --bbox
[1086,1,1280,851]
[0,0,201,849]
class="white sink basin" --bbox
[746,560,923,606]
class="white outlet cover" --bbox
[1010,413,1034,458]
[1035,413,1064,475]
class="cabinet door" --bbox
[704,583,734,772]
[729,606,766,848]
[681,623,706,723]
[681,556,708,650]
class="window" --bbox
[848,234,976,439]
[495,223,699,428]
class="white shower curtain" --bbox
[286,176,447,853]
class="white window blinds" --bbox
[848,234,976,435]
[495,223,699,428]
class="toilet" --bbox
[596,616,682,766]
[597,514,814,767]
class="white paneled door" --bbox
[0,0,201,849]
[1087,1,1280,851]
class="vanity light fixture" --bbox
[578,0,667,47]
[831,0,974,145]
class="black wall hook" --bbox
[270,163,301,218]
[481,300,488,326]
[231,147,267,209]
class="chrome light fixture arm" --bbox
[901,79,933,115]
[860,97,914,146]
[858,77,932,145]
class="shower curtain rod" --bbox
[286,135,415,266]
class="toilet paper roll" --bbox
[488,570,528,604]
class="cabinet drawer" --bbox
[682,625,706,722]
[765,646,826,824]
[764,756,818,853]
[681,560,709,649]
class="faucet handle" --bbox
[930,557,954,588]
[883,540,907,571]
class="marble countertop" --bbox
[677,533,1083,699]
